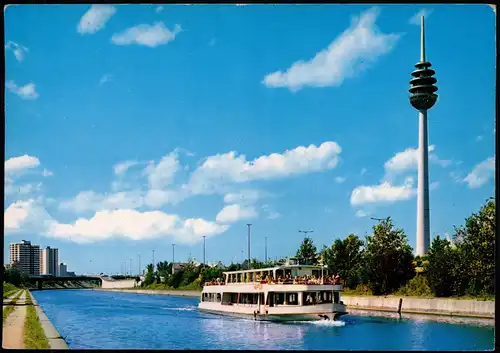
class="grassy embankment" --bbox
[24,291,50,349]
[3,289,24,322]
[341,285,495,301]
[3,282,21,298]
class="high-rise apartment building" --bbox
[59,263,68,277]
[40,247,59,276]
[9,240,40,276]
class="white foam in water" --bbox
[290,320,346,327]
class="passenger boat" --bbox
[198,258,347,321]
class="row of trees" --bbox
[141,198,494,298]
[293,197,494,297]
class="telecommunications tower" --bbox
[409,16,438,256]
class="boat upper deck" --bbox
[205,263,342,287]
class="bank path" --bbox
[3,290,27,349]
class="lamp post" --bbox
[202,236,207,267]
[172,244,176,275]
[264,236,267,264]
[246,224,252,269]
[138,253,141,276]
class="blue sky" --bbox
[4,4,496,275]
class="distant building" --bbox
[9,240,40,276]
[40,247,59,276]
[59,263,68,277]
[172,263,189,274]
[66,271,76,277]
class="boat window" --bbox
[303,291,320,306]
[286,293,299,305]
[319,291,333,304]
[273,292,285,305]
[334,291,340,304]
[312,270,319,277]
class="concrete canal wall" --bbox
[100,279,137,289]
[98,289,493,319]
[97,288,201,297]
[28,291,68,349]
[342,296,495,319]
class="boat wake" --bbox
[290,320,346,327]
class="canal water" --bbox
[32,290,494,350]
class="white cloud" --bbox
[463,157,495,189]
[155,5,164,13]
[6,81,39,100]
[334,176,346,184]
[47,209,228,244]
[143,152,179,189]
[409,9,433,25]
[5,182,42,197]
[216,204,258,224]
[111,22,182,48]
[350,177,416,206]
[99,74,113,85]
[5,41,28,62]
[355,210,370,218]
[4,199,53,233]
[262,8,400,91]
[113,160,138,175]
[187,141,342,195]
[59,190,144,213]
[476,135,484,142]
[77,5,116,34]
[384,145,451,179]
[261,204,281,220]
[223,190,267,205]
[5,155,41,174]
[144,189,182,208]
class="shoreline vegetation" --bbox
[136,198,494,302]
[24,292,50,349]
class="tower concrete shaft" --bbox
[409,16,438,256]
[416,110,430,256]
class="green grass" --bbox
[3,282,20,299]
[2,289,24,322]
[24,291,50,349]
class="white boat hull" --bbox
[199,308,347,322]
[198,302,348,322]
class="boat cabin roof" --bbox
[223,264,326,275]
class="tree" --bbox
[201,266,224,283]
[452,198,495,296]
[426,236,457,297]
[322,234,364,288]
[142,263,155,287]
[362,217,415,295]
[296,236,318,265]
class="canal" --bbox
[32,290,494,350]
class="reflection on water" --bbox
[32,290,494,350]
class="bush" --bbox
[396,274,433,297]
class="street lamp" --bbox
[202,236,207,267]
[172,244,176,275]
[246,224,252,269]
